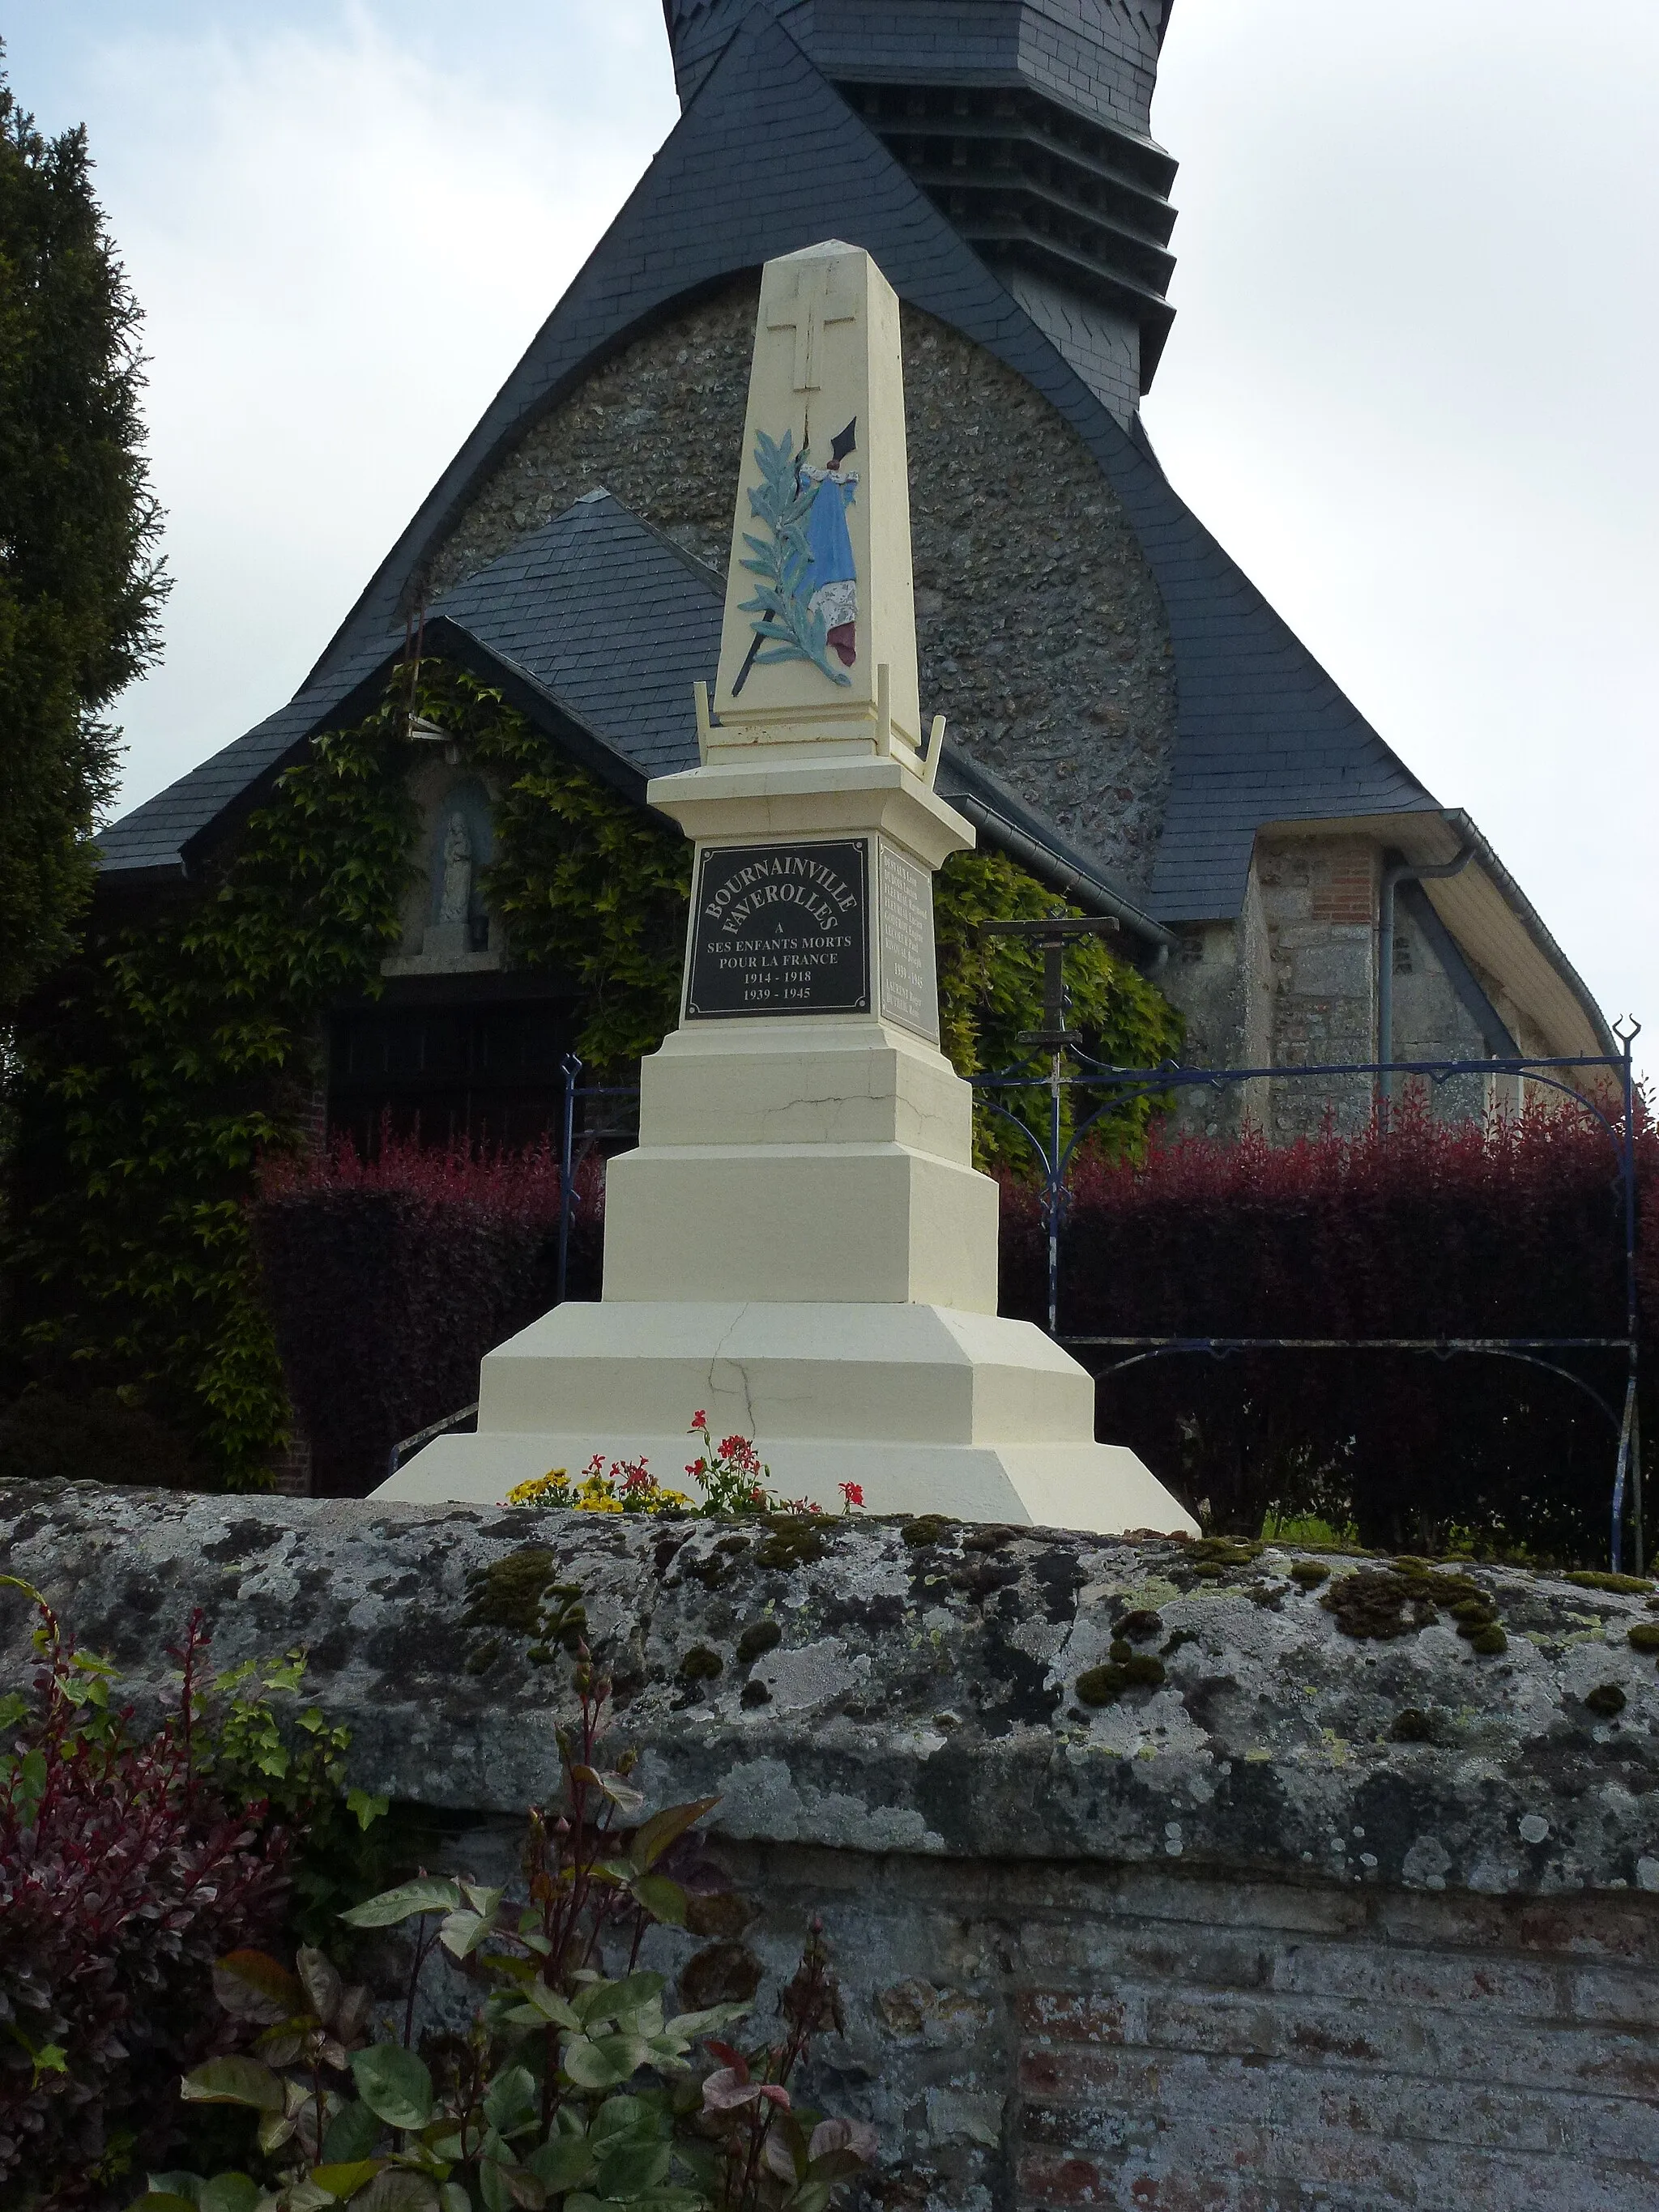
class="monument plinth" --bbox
[378,241,1196,1537]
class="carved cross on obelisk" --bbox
[764,257,859,392]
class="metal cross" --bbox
[978,914,1121,1048]
[765,262,858,392]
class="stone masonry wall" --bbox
[1158,872,1273,1138]
[426,280,1179,890]
[1390,894,1507,1125]
[1257,836,1376,1119]
[1252,836,1381,1135]
[5,1482,1657,2211]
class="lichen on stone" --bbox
[5,1482,1657,1900]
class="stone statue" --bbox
[437,812,471,925]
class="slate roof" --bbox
[89,5,1504,948]
[425,491,723,788]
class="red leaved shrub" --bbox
[0,1594,289,2203]
[252,1129,603,1496]
[1001,1094,1655,1558]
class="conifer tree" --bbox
[0,51,166,1011]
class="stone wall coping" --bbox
[3,1480,1656,1900]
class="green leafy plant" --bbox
[0,1577,395,2203]
[734,431,849,688]
[410,661,692,1077]
[10,700,419,1485]
[136,1645,876,2211]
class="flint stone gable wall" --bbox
[427,280,1179,891]
[5,1482,1657,2211]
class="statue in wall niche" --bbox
[437,811,472,926]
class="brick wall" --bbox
[264,1428,313,1498]
[1308,854,1375,927]
[720,1845,1659,2212]
[691,1843,1659,2212]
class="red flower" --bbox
[690,1411,708,1431]
[840,1481,864,1510]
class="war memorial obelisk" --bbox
[380,240,1195,1537]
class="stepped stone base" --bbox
[374,1299,1197,1536]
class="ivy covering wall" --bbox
[7,661,1180,1488]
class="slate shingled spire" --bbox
[663,0,1179,398]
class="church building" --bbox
[96,0,1611,1136]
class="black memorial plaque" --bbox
[685,839,869,1018]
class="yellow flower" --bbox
[504,1468,570,1507]
[502,1465,691,1515]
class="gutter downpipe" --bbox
[1377,842,1475,1116]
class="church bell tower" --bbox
[662,0,1179,414]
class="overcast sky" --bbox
[10,0,1657,1078]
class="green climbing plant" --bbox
[11,699,420,1486]
[6,660,690,1485]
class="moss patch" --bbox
[1388,1707,1435,1743]
[1076,1655,1166,1706]
[1183,1538,1261,1582]
[1321,1565,1487,1642]
[755,1515,830,1571]
[900,1515,957,1550]
[736,1620,782,1666]
[1584,1683,1627,1716]
[1564,1571,1653,1596]
[463,1549,556,1634]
